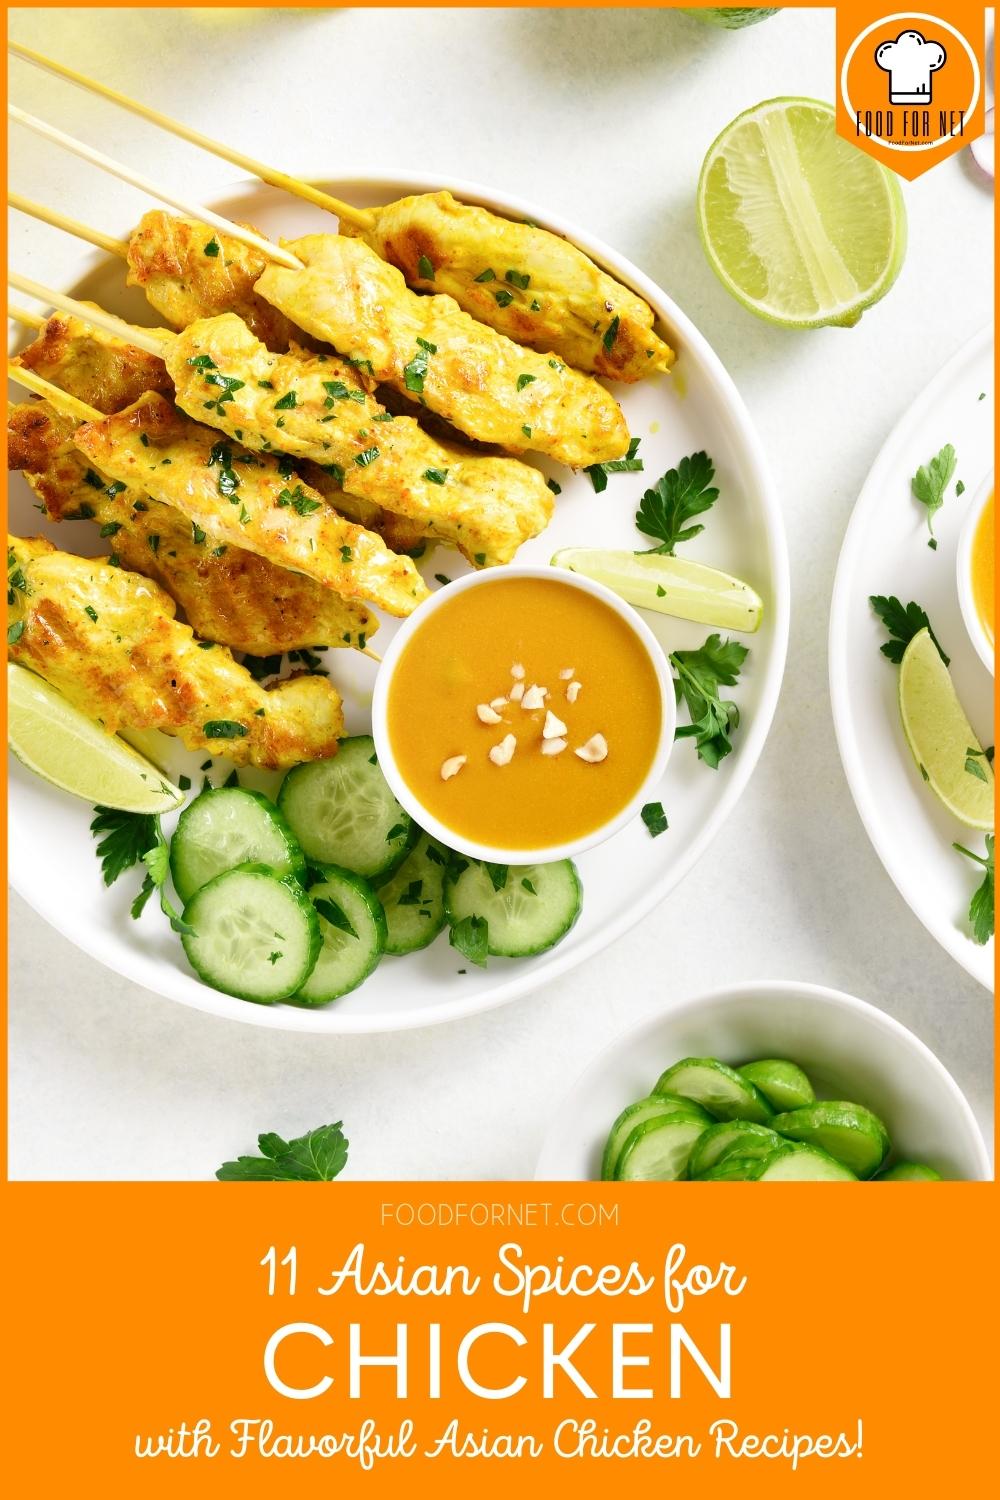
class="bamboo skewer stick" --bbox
[8,359,385,666]
[9,105,303,270]
[8,271,171,356]
[9,40,376,231]
[9,189,128,257]
[8,303,46,330]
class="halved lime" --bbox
[681,7,780,26]
[551,547,763,632]
[698,97,906,328]
[898,629,994,830]
[8,662,185,813]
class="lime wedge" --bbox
[898,630,994,830]
[8,662,185,813]
[551,547,763,632]
[681,7,781,26]
[698,97,906,328]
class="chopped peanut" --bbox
[558,668,575,680]
[477,703,502,725]
[441,755,467,780]
[543,710,568,739]
[574,733,608,764]
[520,684,547,710]
[509,681,525,702]
[489,696,508,711]
[489,733,517,767]
[541,737,568,756]
[566,680,582,704]
[510,662,525,679]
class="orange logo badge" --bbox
[837,5,986,178]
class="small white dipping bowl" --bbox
[956,469,994,675]
[534,980,991,1181]
[371,565,675,865]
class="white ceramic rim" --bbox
[533,977,992,1180]
[829,325,993,993]
[371,565,676,864]
[7,168,790,1033]
[955,468,994,676]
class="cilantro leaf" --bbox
[641,801,668,837]
[911,443,956,548]
[635,451,719,555]
[669,635,749,769]
[215,1122,349,1182]
[954,837,994,946]
[449,915,489,967]
[870,595,950,666]
[90,806,158,887]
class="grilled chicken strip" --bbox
[9,401,375,657]
[341,190,676,382]
[255,235,631,467]
[126,210,303,352]
[15,309,174,412]
[166,315,553,567]
[72,393,429,617]
[8,536,344,769]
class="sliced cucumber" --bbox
[616,1113,711,1181]
[755,1144,858,1182]
[688,1120,782,1178]
[294,865,386,1006]
[445,859,582,957]
[877,1162,942,1182]
[700,1150,774,1181]
[181,863,320,1003]
[653,1057,773,1124]
[602,1096,711,1181]
[170,786,305,903]
[377,833,448,955]
[278,736,416,880]
[770,1102,890,1179]
[738,1058,815,1113]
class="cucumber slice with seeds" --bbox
[616,1113,712,1181]
[278,737,415,880]
[377,833,448,955]
[170,786,305,903]
[689,1121,783,1178]
[602,1095,712,1181]
[293,865,386,1006]
[770,1102,889,1179]
[181,863,320,1003]
[653,1057,773,1124]
[700,1150,775,1181]
[738,1058,815,1113]
[755,1144,858,1181]
[445,859,582,957]
[877,1162,942,1182]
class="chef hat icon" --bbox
[875,30,946,105]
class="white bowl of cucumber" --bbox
[535,980,991,1182]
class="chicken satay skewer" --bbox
[11,274,554,568]
[9,43,673,381]
[10,270,170,356]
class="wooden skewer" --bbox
[9,104,303,271]
[8,359,385,666]
[8,302,46,330]
[9,189,128,257]
[8,359,102,421]
[8,271,172,356]
[9,40,376,232]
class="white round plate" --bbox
[534,980,991,1181]
[8,173,788,1032]
[829,328,994,991]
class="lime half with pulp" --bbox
[682,8,780,26]
[898,629,994,830]
[8,662,185,812]
[698,97,906,328]
[552,548,762,632]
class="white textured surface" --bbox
[7,6,994,1180]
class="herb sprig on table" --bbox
[216,1122,349,1181]
[910,443,957,550]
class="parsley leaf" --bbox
[669,635,749,769]
[90,805,158,887]
[641,802,668,837]
[449,915,489,967]
[911,443,956,548]
[954,836,994,945]
[870,595,950,666]
[635,451,718,554]
[215,1121,349,1182]
[132,821,193,934]
[585,436,643,493]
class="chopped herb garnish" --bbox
[244,652,282,681]
[340,545,353,563]
[911,443,956,549]
[450,915,488,967]
[83,469,104,490]
[530,299,541,312]
[602,314,620,352]
[505,269,530,290]
[641,802,669,837]
[7,620,24,644]
[203,237,220,257]
[494,288,514,307]
[517,373,536,392]
[147,535,160,553]
[521,878,537,895]
[273,390,298,411]
[423,467,448,485]
[434,573,451,586]
[522,425,532,438]
[84,605,99,622]
[404,342,433,393]
[203,720,248,739]
[178,775,191,792]
[187,354,217,369]
[197,640,215,650]
[474,268,496,283]
[276,485,321,516]
[474,552,486,565]
[257,379,274,390]
[355,446,380,467]
[546,478,561,495]
[314,898,358,938]
[484,863,508,892]
[192,523,207,545]
[385,823,406,843]
[100,522,122,538]
[417,254,435,280]
[585,436,643,493]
